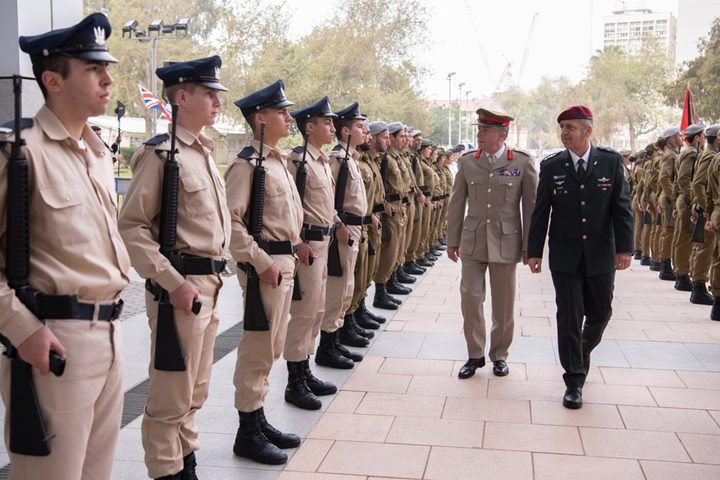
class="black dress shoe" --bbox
[640,255,651,266]
[690,281,714,305]
[562,387,583,409]
[404,261,426,275]
[650,261,661,271]
[416,258,434,268]
[387,279,411,295]
[492,360,509,377]
[458,357,485,379]
[675,274,693,291]
[396,267,417,284]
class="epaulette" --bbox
[510,147,531,157]
[237,145,258,160]
[144,133,170,146]
[0,118,33,134]
[332,144,344,152]
[292,145,305,154]
[541,150,562,163]
[597,146,619,154]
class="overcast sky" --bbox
[282,0,679,101]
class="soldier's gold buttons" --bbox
[581,201,586,206]
[582,234,587,239]
[582,218,587,223]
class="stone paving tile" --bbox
[483,421,583,454]
[326,391,365,414]
[416,332,469,360]
[617,340,705,370]
[599,367,685,387]
[533,453,645,480]
[650,386,720,410]
[279,473,365,480]
[487,379,565,403]
[285,438,334,472]
[406,374,488,398]
[640,460,720,480]
[618,405,720,434]
[581,383,658,406]
[424,447,533,480]
[443,396,531,424]
[684,343,720,370]
[356,392,445,418]
[579,427,691,461]
[677,432,720,464]
[342,372,412,394]
[526,364,603,384]
[531,400,625,429]
[366,331,426,358]
[378,357,455,377]
[318,441,429,478]
[677,371,720,390]
[308,413,394,442]
[386,417,484,448]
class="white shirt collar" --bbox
[485,144,506,161]
[568,144,591,171]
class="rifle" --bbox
[153,104,200,372]
[292,134,309,301]
[328,135,352,277]
[2,75,64,456]
[243,124,270,331]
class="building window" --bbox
[604,23,616,39]
[642,20,654,33]
[630,22,641,37]
[617,22,628,38]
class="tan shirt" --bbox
[676,146,698,204]
[359,151,385,213]
[118,125,230,293]
[419,158,439,198]
[287,143,337,226]
[384,150,405,198]
[225,139,303,273]
[329,144,368,218]
[0,105,130,346]
[692,147,717,212]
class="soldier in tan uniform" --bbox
[674,124,706,296]
[119,56,231,479]
[392,127,419,289]
[415,140,442,264]
[402,129,427,278]
[281,97,343,409]
[226,80,304,465]
[447,108,538,379]
[1,13,129,479]
[704,125,720,319]
[373,122,409,308]
[439,151,455,247]
[690,124,718,306]
[657,127,682,281]
[319,103,370,364]
[630,152,645,259]
[639,141,661,266]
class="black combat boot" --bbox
[650,261,661,271]
[387,272,411,295]
[233,410,288,465]
[675,274,693,291]
[633,249,642,260]
[373,283,399,310]
[640,255,651,266]
[353,312,380,331]
[711,297,720,321]
[338,317,370,348]
[349,314,375,337]
[316,330,356,369]
[416,256,434,267]
[396,266,417,284]
[358,299,386,324]
[256,407,301,449]
[690,281,714,305]
[658,259,676,281]
[180,452,198,480]
[334,334,364,362]
[285,361,321,410]
[301,358,337,396]
[403,261,426,275]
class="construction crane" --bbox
[494,11,538,93]
[517,12,539,87]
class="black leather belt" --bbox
[385,193,401,202]
[170,253,226,275]
[257,240,299,255]
[301,223,334,241]
[402,196,410,204]
[420,187,431,196]
[372,203,385,213]
[431,196,441,201]
[340,212,373,226]
[34,294,124,321]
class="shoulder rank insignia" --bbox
[332,143,344,152]
[0,118,34,134]
[237,145,258,160]
[292,145,305,154]
[144,133,170,146]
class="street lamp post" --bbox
[447,72,455,147]
[457,82,465,145]
[464,90,471,144]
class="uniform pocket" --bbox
[461,216,481,257]
[500,219,521,260]
[38,183,88,246]
[180,172,215,218]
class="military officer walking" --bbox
[226,80,304,465]
[447,108,538,379]
[528,105,633,410]
[1,13,130,480]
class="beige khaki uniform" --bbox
[0,106,129,480]
[374,151,406,284]
[658,148,678,261]
[631,162,645,252]
[690,147,717,282]
[406,152,424,262]
[118,125,230,478]
[673,146,698,276]
[397,151,414,268]
[322,144,367,332]
[707,152,720,294]
[225,140,303,412]
[447,148,538,360]
[416,157,440,260]
[285,144,336,360]
[439,165,454,243]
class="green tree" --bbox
[665,18,720,122]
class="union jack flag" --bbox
[138,84,172,122]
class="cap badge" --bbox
[94,26,106,45]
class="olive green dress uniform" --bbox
[396,150,414,269]
[631,160,646,254]
[642,153,661,262]
[1,105,130,480]
[690,145,717,283]
[707,151,720,295]
[119,123,231,478]
[406,151,425,263]
[351,150,384,313]
[431,161,448,249]
[285,143,336,361]
[321,144,368,333]
[375,150,406,284]
[447,147,538,361]
[416,154,440,260]
[657,147,678,263]
[673,146,699,277]
[225,139,303,412]
[440,163,454,242]
[365,153,386,293]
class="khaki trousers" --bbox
[285,238,329,361]
[406,201,423,262]
[641,213,652,256]
[438,200,450,242]
[651,221,662,262]
[375,204,405,284]
[142,274,222,478]
[349,228,369,314]
[691,232,714,283]
[2,318,123,480]
[234,254,296,412]
[366,226,382,292]
[460,258,517,360]
[712,224,720,295]
[415,202,433,260]
[321,225,361,333]
[673,201,693,275]
[398,200,413,267]
[632,202,643,251]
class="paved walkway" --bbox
[4,255,720,479]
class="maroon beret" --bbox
[557,104,593,123]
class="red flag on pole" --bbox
[680,86,699,131]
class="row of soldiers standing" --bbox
[630,124,720,320]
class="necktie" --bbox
[487,153,495,164]
[577,158,586,178]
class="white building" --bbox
[601,7,677,61]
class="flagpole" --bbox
[150,36,158,137]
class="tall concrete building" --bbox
[601,5,677,62]
[676,0,720,65]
